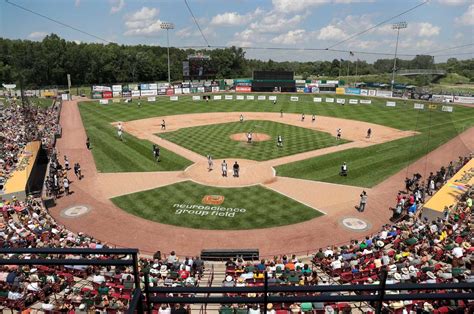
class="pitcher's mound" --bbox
[230,133,271,142]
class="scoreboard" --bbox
[183,54,217,80]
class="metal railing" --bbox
[0,248,143,313]
[397,69,447,76]
[0,249,472,313]
[144,270,473,314]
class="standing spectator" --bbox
[63,177,70,195]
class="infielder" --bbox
[207,155,213,171]
[312,114,316,123]
[161,120,166,130]
[366,128,372,138]
[301,113,305,122]
[336,128,342,141]
[240,114,244,123]
[247,132,252,144]
[221,160,228,177]
[153,145,160,162]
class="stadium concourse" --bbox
[0,97,472,312]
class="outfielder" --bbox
[277,135,283,147]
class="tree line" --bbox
[0,34,472,88]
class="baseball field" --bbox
[49,94,474,254]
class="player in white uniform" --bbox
[336,128,342,141]
[207,155,213,171]
[117,123,123,141]
[277,135,283,147]
[240,114,244,123]
[221,160,228,177]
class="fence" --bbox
[0,249,473,313]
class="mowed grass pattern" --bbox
[111,181,322,230]
[80,105,192,172]
[79,95,474,185]
[159,120,347,161]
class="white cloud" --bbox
[438,0,468,5]
[110,0,125,14]
[417,22,440,37]
[271,29,306,44]
[210,12,249,26]
[123,7,163,37]
[28,32,48,40]
[249,12,306,33]
[176,27,193,38]
[317,25,347,40]
[456,4,474,25]
[272,0,373,12]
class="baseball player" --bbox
[153,145,160,162]
[161,120,166,130]
[301,113,305,122]
[221,160,228,177]
[233,161,240,177]
[312,114,316,123]
[207,155,213,171]
[240,114,244,123]
[117,128,123,141]
[277,135,283,147]
[280,109,283,118]
[273,99,277,105]
[366,128,372,138]
[247,132,252,144]
[336,128,342,141]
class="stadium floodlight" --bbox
[160,22,175,84]
[391,22,407,92]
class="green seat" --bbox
[219,306,234,314]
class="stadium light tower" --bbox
[391,22,407,92]
[160,22,175,84]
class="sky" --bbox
[0,0,473,62]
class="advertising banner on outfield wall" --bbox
[225,95,233,100]
[453,96,474,104]
[182,88,191,94]
[102,91,113,99]
[174,88,182,95]
[442,105,453,112]
[213,95,222,100]
[349,99,358,104]
[140,90,157,96]
[386,101,396,107]
[112,85,122,92]
[166,89,174,96]
[99,99,109,104]
[92,91,102,99]
[129,84,139,91]
[313,97,322,102]
[247,95,255,100]
[368,90,376,96]
[326,98,334,103]
[236,86,251,93]
[336,98,345,104]
[376,90,392,98]
[147,97,156,102]
[192,96,201,101]
[360,89,368,96]
[170,96,178,101]
[149,83,158,90]
[112,91,121,98]
[345,88,361,95]
[212,87,220,93]
[414,103,424,110]
[269,96,277,101]
[93,85,111,92]
[360,99,372,104]
[131,90,140,97]
[236,95,245,100]
[122,91,131,98]
[290,96,299,101]
[258,95,266,100]
[336,87,345,94]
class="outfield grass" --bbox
[80,107,192,172]
[159,120,347,161]
[111,181,322,230]
[79,94,474,184]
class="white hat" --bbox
[225,275,233,282]
[325,305,335,314]
[152,263,159,269]
[394,273,402,280]
[401,268,409,275]
[426,271,436,279]
[388,264,397,272]
[79,304,86,310]
[30,268,37,273]
[160,265,167,271]
[408,265,417,273]
[376,240,385,248]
